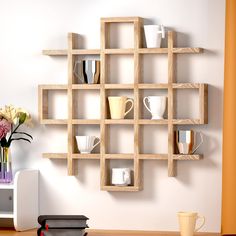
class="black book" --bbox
[39,228,87,236]
[38,215,89,229]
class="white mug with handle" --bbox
[111,168,131,186]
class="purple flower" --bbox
[0,119,11,140]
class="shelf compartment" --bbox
[173,154,202,160]
[105,84,134,89]
[72,154,100,160]
[101,185,140,192]
[138,84,168,89]
[104,154,134,159]
[72,84,101,90]
[43,153,67,159]
[0,211,14,219]
[42,50,68,56]
[139,119,168,125]
[139,154,168,160]
[105,119,134,124]
[72,49,100,55]
[38,85,68,123]
[72,119,100,124]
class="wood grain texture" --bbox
[40,119,68,125]
[0,229,220,236]
[138,154,168,160]
[43,153,67,159]
[167,31,176,177]
[173,154,203,160]
[104,154,134,159]
[72,154,101,159]
[42,49,68,56]
[101,17,142,23]
[199,84,208,124]
[72,84,100,89]
[72,119,100,124]
[104,49,134,54]
[138,83,169,89]
[71,49,100,55]
[139,119,168,125]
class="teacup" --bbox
[108,96,134,119]
[111,168,131,186]
[75,136,100,154]
[143,96,167,119]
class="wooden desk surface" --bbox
[0,229,220,236]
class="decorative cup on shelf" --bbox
[178,212,205,236]
[108,96,134,119]
[144,25,165,48]
[111,168,131,186]
[75,136,100,154]
[143,96,167,119]
[73,60,100,84]
[176,130,203,154]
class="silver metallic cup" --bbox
[74,60,100,84]
[176,130,203,154]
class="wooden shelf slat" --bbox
[39,84,68,90]
[104,154,134,159]
[139,154,168,160]
[72,84,101,89]
[172,119,200,125]
[105,119,134,124]
[72,119,100,124]
[104,49,134,54]
[101,185,140,192]
[101,17,142,23]
[138,48,168,54]
[72,49,101,55]
[42,50,68,56]
[139,119,168,125]
[173,47,203,54]
[105,84,134,89]
[173,83,200,89]
[173,154,202,160]
[72,154,100,159]
[138,84,168,89]
[43,153,67,159]
[41,119,68,125]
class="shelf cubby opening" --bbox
[38,85,68,124]
[103,22,135,49]
[140,54,168,84]
[72,90,100,120]
[106,125,134,154]
[140,125,168,155]
[105,54,134,84]
[0,189,13,217]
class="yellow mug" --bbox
[178,212,205,236]
[108,96,134,119]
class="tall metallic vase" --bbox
[74,60,100,84]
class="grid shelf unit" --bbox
[39,16,208,192]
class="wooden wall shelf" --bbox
[39,16,208,191]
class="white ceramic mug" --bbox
[143,96,167,119]
[111,168,131,186]
[75,136,100,154]
[144,25,165,48]
[178,212,205,236]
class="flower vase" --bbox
[0,147,13,183]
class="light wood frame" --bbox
[39,17,208,191]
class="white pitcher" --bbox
[144,25,165,48]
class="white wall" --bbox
[0,0,225,232]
